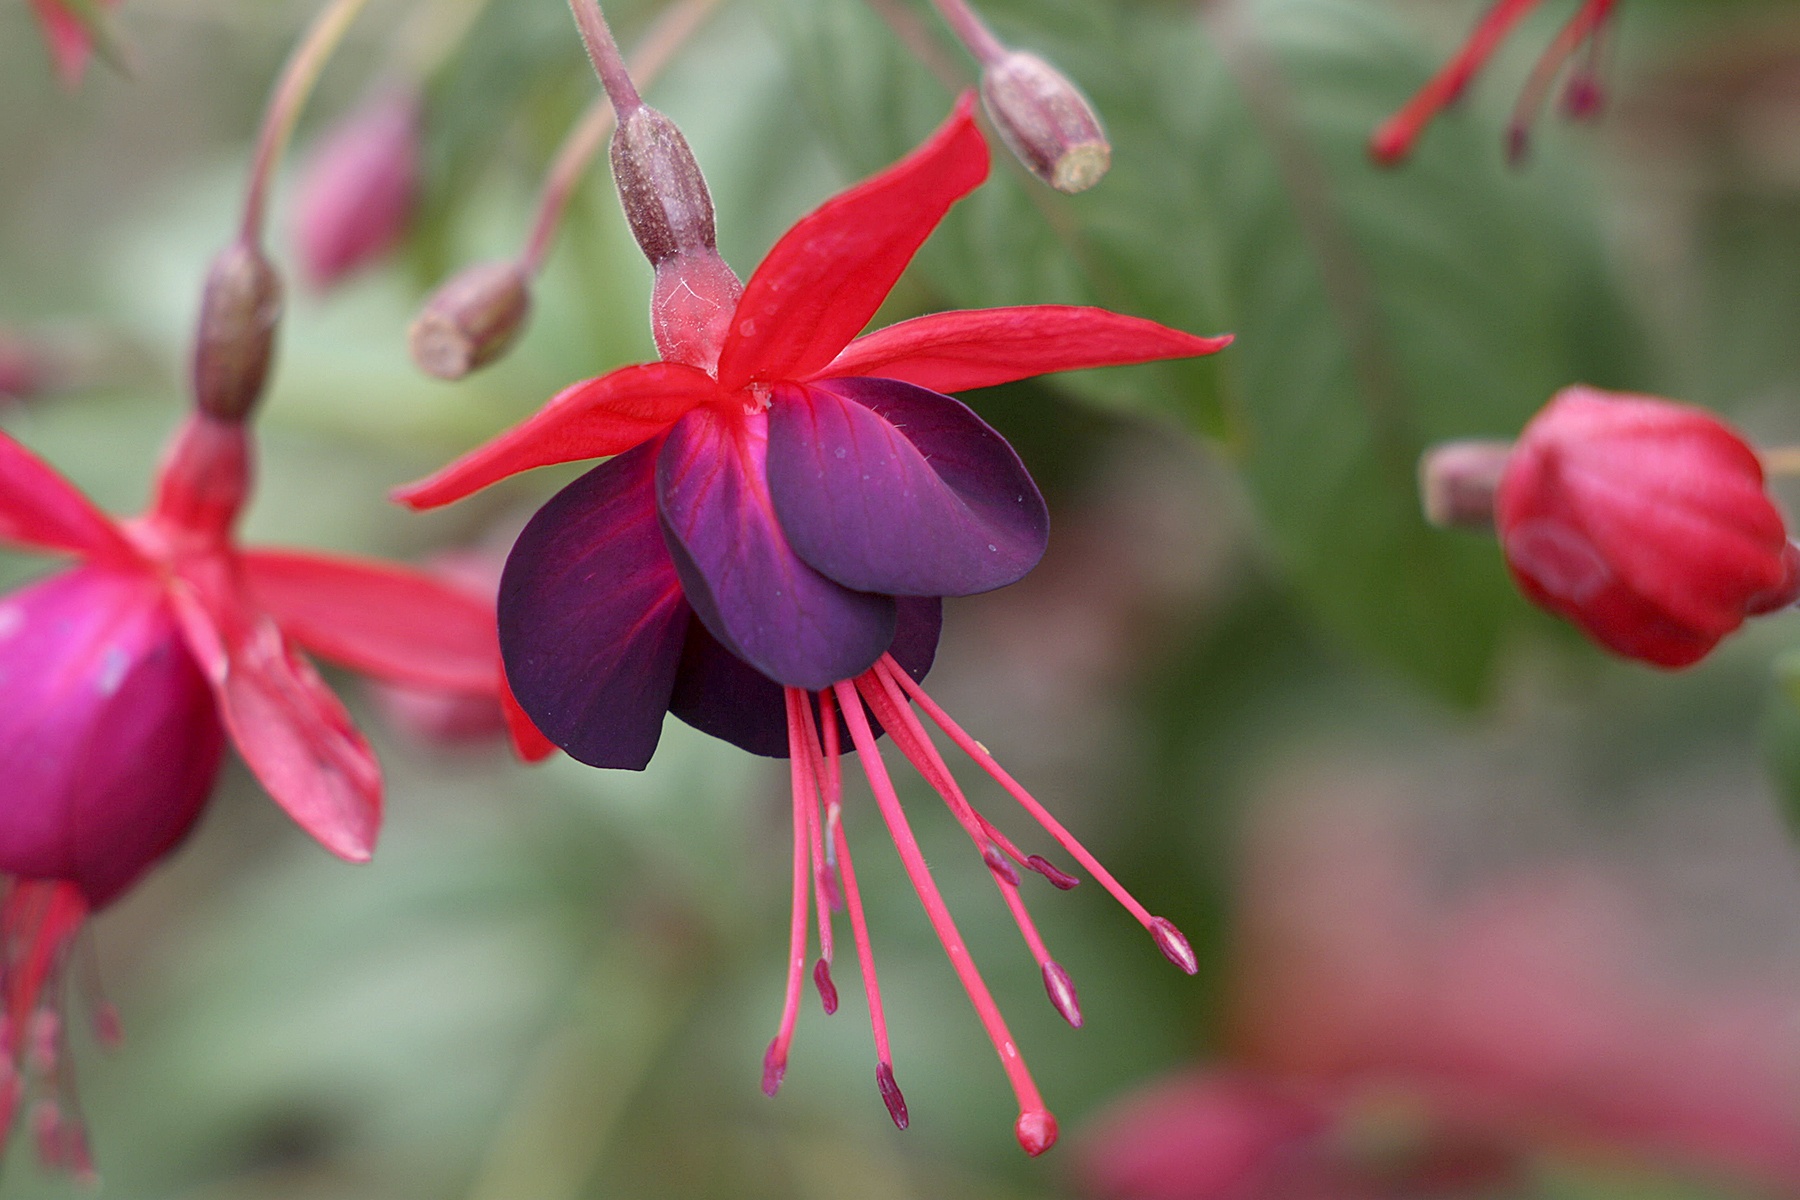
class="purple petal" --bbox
[766,378,1048,597]
[0,566,224,908]
[670,596,943,757]
[656,406,895,691]
[500,440,690,769]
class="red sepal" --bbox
[0,429,137,565]
[501,681,558,763]
[715,93,990,392]
[394,361,724,510]
[166,556,382,862]
[242,549,499,695]
[821,306,1233,394]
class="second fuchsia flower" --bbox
[401,94,1231,1153]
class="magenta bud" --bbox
[191,239,283,422]
[0,567,224,909]
[1149,917,1198,975]
[1026,854,1079,890]
[761,1039,787,1097]
[876,1062,909,1130]
[982,845,1021,887]
[1041,960,1083,1028]
[293,90,421,290]
[1419,439,1511,532]
[409,260,532,380]
[611,105,719,264]
[980,51,1111,194]
[813,959,839,1015]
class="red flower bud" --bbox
[292,91,422,290]
[1495,386,1799,668]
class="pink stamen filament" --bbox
[1505,0,1615,162]
[831,680,1056,1154]
[764,689,818,1097]
[809,689,906,1127]
[857,665,1081,1027]
[1370,0,1544,165]
[877,656,1196,975]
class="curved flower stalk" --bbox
[401,92,1230,1153]
[1372,0,1618,166]
[0,411,503,1176]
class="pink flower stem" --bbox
[764,688,819,1097]
[1369,0,1542,165]
[239,0,377,245]
[831,681,1057,1155]
[521,0,719,274]
[880,655,1197,976]
[810,690,906,1127]
[1506,0,1617,160]
[567,0,643,122]
[927,0,1007,67]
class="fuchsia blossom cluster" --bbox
[14,0,1800,1184]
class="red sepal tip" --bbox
[1150,917,1198,975]
[1015,1108,1059,1156]
[877,1062,909,1130]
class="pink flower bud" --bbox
[292,91,422,290]
[191,239,283,422]
[1496,386,1799,668]
[0,566,224,908]
[409,260,532,380]
[980,51,1111,194]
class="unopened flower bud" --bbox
[293,90,421,290]
[1419,439,1511,532]
[1497,386,1798,667]
[190,240,283,422]
[409,261,532,380]
[980,51,1110,194]
[610,104,718,264]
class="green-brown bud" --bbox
[408,261,533,381]
[191,240,283,421]
[980,51,1111,194]
[610,104,718,264]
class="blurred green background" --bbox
[7,0,1800,1196]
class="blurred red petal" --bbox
[166,561,381,862]
[242,548,498,695]
[715,93,989,391]
[394,361,723,510]
[501,681,557,763]
[821,306,1232,394]
[0,430,136,565]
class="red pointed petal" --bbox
[241,549,499,695]
[715,94,989,391]
[501,682,557,763]
[166,562,382,863]
[0,431,135,564]
[821,306,1234,394]
[394,361,724,510]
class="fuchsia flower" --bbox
[400,95,1230,1153]
[292,90,423,291]
[0,410,502,1176]
[1372,0,1617,165]
[1497,386,1799,667]
[27,0,118,87]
